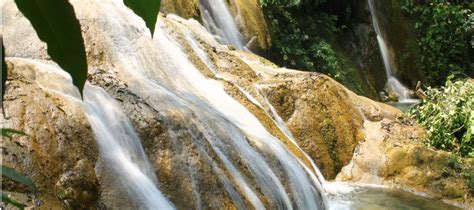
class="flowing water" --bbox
[83,84,175,210]
[199,0,245,49]
[368,0,415,102]
[79,1,326,209]
[34,0,457,209]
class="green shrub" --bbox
[409,78,474,157]
[401,0,473,86]
[259,0,340,73]
[259,0,368,94]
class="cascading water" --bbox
[368,0,414,102]
[78,1,327,208]
[199,0,245,49]
[83,84,175,210]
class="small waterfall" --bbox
[368,0,414,102]
[83,84,175,210]
[199,0,245,49]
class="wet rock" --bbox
[3,0,468,208]
[227,0,272,50]
[1,58,99,209]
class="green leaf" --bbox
[1,128,28,139]
[1,166,36,190]
[1,193,26,210]
[2,41,6,114]
[124,0,161,36]
[14,0,88,93]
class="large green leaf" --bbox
[1,128,28,139]
[14,0,88,93]
[2,41,6,114]
[1,166,36,190]
[1,193,26,210]
[124,0,161,36]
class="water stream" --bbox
[368,0,415,102]
[83,84,175,210]
[36,0,458,209]
[81,1,326,208]
[199,0,245,49]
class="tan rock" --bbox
[160,0,200,19]
[4,0,468,208]
[337,118,474,208]
[227,0,272,50]
[1,58,99,209]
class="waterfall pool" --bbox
[326,182,461,210]
[386,99,421,112]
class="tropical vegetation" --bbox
[410,78,473,157]
[401,0,473,86]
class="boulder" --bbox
[337,118,474,208]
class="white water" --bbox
[83,84,175,210]
[73,0,327,208]
[368,0,414,102]
[6,57,175,209]
[199,0,245,49]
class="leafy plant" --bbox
[1,166,36,191]
[260,0,339,72]
[2,42,6,114]
[259,0,367,95]
[1,128,28,139]
[124,0,161,36]
[409,78,474,157]
[1,0,162,110]
[401,0,473,86]
[14,0,88,92]
[1,129,34,209]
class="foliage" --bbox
[124,0,161,36]
[1,166,36,191]
[2,0,162,111]
[14,0,88,92]
[2,42,6,114]
[259,0,340,72]
[259,0,368,94]
[409,78,474,157]
[0,194,26,210]
[401,0,473,86]
[1,129,34,209]
[1,128,28,139]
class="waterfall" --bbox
[83,84,175,210]
[368,0,414,102]
[75,1,327,208]
[199,0,245,49]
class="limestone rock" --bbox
[3,0,467,208]
[1,58,99,209]
[337,118,474,208]
[160,0,200,19]
[227,0,272,50]
[163,16,403,179]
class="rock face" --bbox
[160,0,200,19]
[337,118,474,208]
[226,0,272,50]
[375,0,424,87]
[1,58,99,209]
[2,0,470,209]
[161,15,403,180]
[160,0,271,51]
